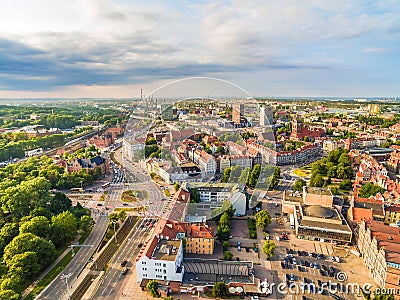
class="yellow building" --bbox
[368,104,379,114]
[185,224,215,255]
[154,219,215,255]
[384,205,400,225]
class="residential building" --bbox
[384,205,400,225]
[232,103,244,125]
[358,220,400,288]
[185,223,215,255]
[135,237,184,283]
[186,182,239,203]
[87,133,114,149]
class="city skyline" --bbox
[0,0,399,98]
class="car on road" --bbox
[120,260,128,267]
[122,268,129,275]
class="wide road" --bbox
[93,217,154,299]
[113,148,167,218]
[39,216,109,300]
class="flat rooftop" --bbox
[298,219,352,234]
[182,259,254,286]
[304,187,332,196]
[152,239,181,261]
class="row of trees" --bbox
[0,183,92,297]
[0,156,103,192]
[221,164,280,190]
[0,134,67,161]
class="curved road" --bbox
[38,216,109,300]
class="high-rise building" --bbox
[260,106,267,127]
[232,103,244,125]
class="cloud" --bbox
[0,0,399,95]
[363,47,391,53]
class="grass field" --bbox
[293,169,310,177]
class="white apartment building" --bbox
[136,237,184,283]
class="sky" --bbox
[0,0,399,98]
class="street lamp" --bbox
[60,273,72,300]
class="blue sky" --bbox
[0,0,399,98]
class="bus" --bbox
[70,188,84,193]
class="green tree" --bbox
[212,282,228,298]
[310,173,324,187]
[189,188,200,203]
[222,241,230,252]
[293,179,306,192]
[248,164,261,188]
[339,179,352,190]
[262,240,276,259]
[327,166,337,178]
[7,251,40,280]
[230,165,241,179]
[118,210,127,222]
[217,225,230,242]
[0,274,24,294]
[359,183,386,198]
[3,233,56,269]
[19,216,50,239]
[0,289,20,300]
[79,215,94,233]
[255,210,271,229]
[238,168,251,185]
[219,212,230,227]
[50,211,78,247]
[49,192,72,215]
[174,182,180,192]
[146,280,160,298]
[164,189,171,197]
[0,223,19,255]
[223,251,233,261]
[216,145,225,155]
[221,167,231,183]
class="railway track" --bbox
[69,216,137,300]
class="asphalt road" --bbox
[113,148,167,218]
[93,217,154,299]
[39,216,109,300]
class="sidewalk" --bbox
[22,235,80,298]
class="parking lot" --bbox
[261,201,375,300]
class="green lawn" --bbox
[293,169,310,177]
